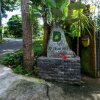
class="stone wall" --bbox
[37,57,81,83]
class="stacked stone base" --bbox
[37,57,81,83]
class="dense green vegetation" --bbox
[0,0,18,40]
[1,39,43,76]
[7,15,22,38]
[3,15,41,38]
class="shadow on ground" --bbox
[51,77,100,100]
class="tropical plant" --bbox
[45,0,70,23]
[69,2,95,37]
[30,0,70,25]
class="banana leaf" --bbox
[46,0,70,20]
[46,0,56,7]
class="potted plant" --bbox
[81,35,90,47]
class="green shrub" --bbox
[2,39,43,67]
[2,50,23,67]
[7,15,22,38]
[2,53,15,66]
[13,65,34,76]
[1,39,43,76]
[13,65,27,75]
[33,39,43,57]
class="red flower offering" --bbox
[63,55,68,60]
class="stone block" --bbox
[37,57,81,83]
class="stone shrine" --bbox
[37,26,81,82]
[47,26,74,58]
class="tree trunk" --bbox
[0,0,2,41]
[89,22,97,77]
[42,5,49,56]
[77,37,79,56]
[43,25,48,55]
[43,24,50,56]
[21,0,34,72]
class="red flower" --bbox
[63,55,68,60]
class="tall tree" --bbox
[21,0,34,72]
[0,0,17,40]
